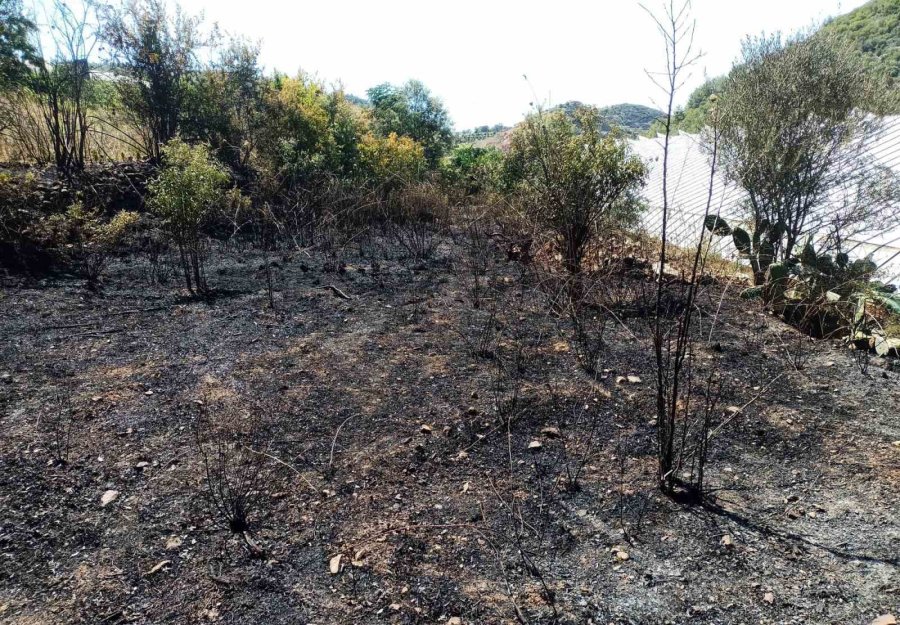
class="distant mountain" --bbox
[457,102,664,150]
[598,103,665,134]
[553,101,664,135]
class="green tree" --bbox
[367,79,452,167]
[506,105,646,274]
[717,31,887,284]
[180,37,264,172]
[99,0,207,161]
[0,0,35,89]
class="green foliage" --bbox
[702,214,731,236]
[0,0,35,89]
[180,38,265,171]
[358,131,426,187]
[704,215,788,286]
[646,77,726,136]
[147,138,229,293]
[820,0,900,108]
[597,103,665,134]
[705,213,894,341]
[99,0,207,161]
[34,202,139,286]
[440,145,503,198]
[367,80,452,167]
[255,74,370,189]
[718,31,885,270]
[506,105,646,273]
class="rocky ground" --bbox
[0,237,897,624]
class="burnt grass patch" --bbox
[0,238,898,624]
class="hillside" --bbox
[821,0,900,82]
[598,103,665,134]
[556,101,664,135]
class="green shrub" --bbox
[34,202,139,287]
[505,105,646,274]
[358,131,426,190]
[147,138,230,294]
[440,145,503,200]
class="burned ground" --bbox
[0,237,897,624]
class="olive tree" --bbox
[717,30,888,284]
[505,104,646,275]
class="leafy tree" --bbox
[147,138,229,293]
[0,0,35,89]
[255,73,334,187]
[180,38,264,172]
[717,31,888,283]
[99,0,208,161]
[506,105,646,274]
[367,80,452,167]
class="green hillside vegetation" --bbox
[556,101,664,135]
[821,0,899,83]
[598,103,665,134]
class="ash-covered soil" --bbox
[0,238,897,625]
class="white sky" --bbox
[153,0,869,129]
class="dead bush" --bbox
[386,181,448,261]
[194,401,273,536]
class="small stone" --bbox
[870,615,897,625]
[448,618,462,625]
[527,440,542,451]
[615,550,629,561]
[763,592,774,604]
[144,390,154,396]
[626,375,642,384]
[329,553,342,574]
[135,461,150,470]
[420,424,433,434]
[165,536,182,550]
[615,376,627,384]
[100,490,119,507]
[725,406,740,415]
[721,534,734,549]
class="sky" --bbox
[151,0,869,129]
